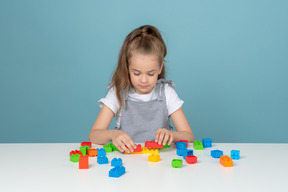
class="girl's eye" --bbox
[148,73,155,76]
[134,73,140,76]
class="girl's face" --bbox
[129,53,164,95]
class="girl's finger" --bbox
[157,131,165,145]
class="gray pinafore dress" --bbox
[116,79,175,142]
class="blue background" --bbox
[1,0,287,143]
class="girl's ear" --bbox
[159,61,164,74]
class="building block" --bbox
[180,140,188,147]
[211,150,223,158]
[109,166,126,178]
[70,150,82,156]
[148,154,160,162]
[133,144,142,152]
[186,155,197,164]
[187,149,193,156]
[177,148,188,156]
[145,141,163,149]
[70,154,81,163]
[220,155,233,167]
[176,142,187,149]
[87,148,98,157]
[97,148,106,156]
[79,155,89,169]
[125,147,158,154]
[202,138,212,148]
[111,158,123,167]
[108,143,119,152]
[97,155,108,164]
[103,144,113,153]
[80,146,87,156]
[231,150,240,160]
[81,142,91,148]
[172,159,183,168]
[193,141,204,150]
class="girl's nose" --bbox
[140,75,148,83]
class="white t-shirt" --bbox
[98,84,184,128]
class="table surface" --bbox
[0,143,287,192]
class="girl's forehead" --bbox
[129,53,160,69]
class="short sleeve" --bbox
[165,84,184,116]
[98,86,120,115]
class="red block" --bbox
[70,150,82,156]
[81,142,91,147]
[133,144,142,152]
[186,155,197,164]
[180,140,188,147]
[145,141,163,149]
[79,155,89,169]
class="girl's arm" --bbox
[89,104,136,153]
[88,104,115,144]
[170,107,195,143]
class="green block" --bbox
[109,143,119,151]
[80,146,87,156]
[194,141,204,150]
[172,159,182,168]
[70,154,80,163]
[103,144,113,152]
[159,142,170,150]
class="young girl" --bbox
[89,25,194,153]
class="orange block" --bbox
[79,155,89,169]
[220,155,233,167]
[87,148,98,157]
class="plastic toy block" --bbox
[133,144,142,152]
[80,146,87,156]
[97,155,108,164]
[70,154,80,163]
[180,140,188,147]
[108,143,119,152]
[187,149,193,156]
[87,148,98,157]
[111,158,123,167]
[81,142,91,147]
[193,141,204,150]
[70,150,82,156]
[79,155,89,169]
[145,141,163,149]
[231,150,240,160]
[202,138,212,148]
[186,155,197,164]
[97,148,106,156]
[148,154,160,162]
[103,145,113,153]
[109,166,126,178]
[220,155,233,167]
[176,142,187,149]
[211,150,223,158]
[125,147,158,154]
[177,148,188,156]
[172,159,183,168]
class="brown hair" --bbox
[111,25,167,111]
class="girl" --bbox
[89,25,194,153]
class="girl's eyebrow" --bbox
[131,69,157,73]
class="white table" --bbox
[0,143,287,192]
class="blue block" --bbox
[176,142,186,149]
[187,149,193,156]
[202,138,212,148]
[177,148,187,156]
[97,148,106,156]
[111,158,123,167]
[109,166,126,178]
[211,150,223,158]
[97,155,108,164]
[231,150,240,160]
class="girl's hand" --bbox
[111,130,136,153]
[155,128,173,146]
